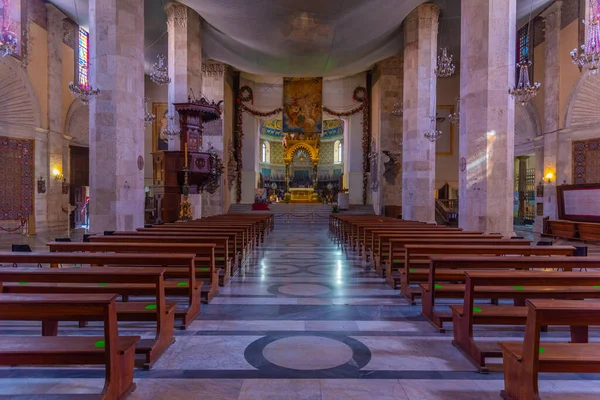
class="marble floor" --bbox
[0,221,599,399]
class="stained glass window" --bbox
[517,25,529,64]
[78,28,89,87]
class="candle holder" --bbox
[178,165,193,221]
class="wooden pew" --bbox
[386,237,525,289]
[133,227,246,273]
[47,240,218,304]
[418,248,576,331]
[0,252,200,329]
[0,293,138,399]
[371,232,491,273]
[90,234,226,297]
[450,267,600,372]
[500,299,600,400]
[0,267,173,369]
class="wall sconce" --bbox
[544,172,554,183]
[37,176,47,194]
[53,169,64,181]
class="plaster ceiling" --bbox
[49,0,553,77]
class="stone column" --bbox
[165,2,202,151]
[46,4,68,231]
[377,57,403,212]
[533,142,544,233]
[89,0,145,232]
[201,61,226,216]
[516,156,529,220]
[541,1,562,221]
[458,0,516,236]
[402,4,439,223]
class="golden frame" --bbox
[152,103,169,152]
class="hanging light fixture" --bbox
[448,97,460,126]
[143,97,156,126]
[150,54,171,85]
[69,81,100,105]
[435,47,455,78]
[161,114,180,139]
[509,61,541,105]
[0,0,18,57]
[509,0,541,105]
[424,116,442,142]
[571,0,600,74]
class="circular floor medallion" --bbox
[262,336,353,370]
[278,283,331,296]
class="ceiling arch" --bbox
[565,71,600,128]
[0,58,41,128]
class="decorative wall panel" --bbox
[573,138,600,184]
[0,136,34,220]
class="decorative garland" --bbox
[235,85,369,204]
[322,86,369,205]
[235,86,283,203]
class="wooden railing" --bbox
[435,199,458,225]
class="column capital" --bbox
[45,3,68,22]
[202,62,226,78]
[165,2,189,30]
[540,1,562,20]
[516,155,530,161]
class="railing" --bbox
[435,199,458,226]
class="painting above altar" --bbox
[282,77,323,134]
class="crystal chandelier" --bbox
[391,102,403,117]
[424,116,442,142]
[448,98,460,127]
[434,47,455,78]
[68,81,100,105]
[509,61,541,105]
[161,114,180,139]
[143,97,156,126]
[150,54,171,85]
[0,0,18,57]
[571,1,600,74]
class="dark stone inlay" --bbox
[244,333,371,376]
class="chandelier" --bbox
[448,97,460,126]
[571,1,600,74]
[0,0,18,58]
[424,116,442,142]
[508,61,541,105]
[150,54,171,85]
[143,97,156,126]
[391,102,403,117]
[161,114,180,139]
[68,81,100,105]
[434,47,455,78]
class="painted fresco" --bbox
[282,77,323,134]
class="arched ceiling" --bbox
[50,0,553,77]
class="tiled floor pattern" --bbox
[0,222,599,399]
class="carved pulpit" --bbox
[151,97,222,223]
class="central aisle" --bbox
[129,220,516,400]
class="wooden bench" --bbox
[47,240,218,305]
[0,266,174,369]
[89,234,226,298]
[449,268,600,372]
[386,237,527,288]
[500,299,600,400]
[0,293,138,399]
[133,227,246,273]
[417,248,577,331]
[0,252,200,330]
[371,232,490,273]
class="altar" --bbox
[289,188,315,202]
